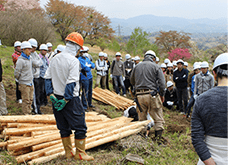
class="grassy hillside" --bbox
[0,45,198,165]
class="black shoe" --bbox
[89,105,95,108]
[38,110,43,115]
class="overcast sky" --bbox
[39,0,227,19]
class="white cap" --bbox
[145,50,156,58]
[177,59,184,65]
[173,61,177,66]
[46,42,52,47]
[194,65,201,70]
[57,45,65,52]
[161,63,167,68]
[104,53,108,58]
[167,63,173,67]
[99,52,104,57]
[28,38,38,48]
[21,41,32,49]
[125,54,131,60]
[213,53,228,70]
[167,81,174,88]
[201,61,209,68]
[164,58,170,64]
[14,41,21,47]
[39,44,48,51]
[135,56,140,61]
[116,52,121,56]
[156,57,160,62]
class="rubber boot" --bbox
[74,139,94,161]
[61,137,74,159]
[155,130,163,145]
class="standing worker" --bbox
[124,54,135,94]
[110,52,126,96]
[191,53,228,165]
[103,53,110,90]
[0,59,8,115]
[45,32,94,161]
[46,42,54,60]
[12,41,22,103]
[194,61,214,99]
[173,59,189,114]
[94,52,107,89]
[130,50,166,144]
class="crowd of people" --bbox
[0,32,227,164]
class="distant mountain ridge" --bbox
[110,15,227,36]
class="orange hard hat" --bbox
[65,32,84,48]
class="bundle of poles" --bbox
[92,87,135,110]
[0,113,150,164]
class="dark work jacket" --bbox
[106,60,110,74]
[173,68,188,89]
[0,59,2,82]
[124,60,134,79]
[164,87,178,103]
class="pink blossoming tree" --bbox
[168,48,192,61]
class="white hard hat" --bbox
[193,62,199,68]
[21,41,32,49]
[116,52,121,56]
[99,52,104,57]
[28,38,38,48]
[177,59,184,65]
[164,58,170,64]
[80,46,87,52]
[120,57,122,60]
[14,41,21,47]
[167,81,174,88]
[173,61,177,66]
[156,57,160,62]
[39,44,48,51]
[184,62,188,66]
[132,57,135,61]
[213,53,228,70]
[57,45,65,52]
[201,61,209,68]
[54,49,57,54]
[46,42,52,47]
[125,54,131,60]
[85,47,89,51]
[161,63,167,68]
[193,65,201,70]
[135,56,140,61]
[104,53,108,58]
[167,63,173,67]
[145,50,156,58]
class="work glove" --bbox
[86,63,91,67]
[193,95,198,100]
[175,77,179,80]
[110,74,113,78]
[183,75,186,78]
[54,98,69,111]
[187,87,190,91]
[123,77,125,81]
[50,94,58,105]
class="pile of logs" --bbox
[0,113,150,164]
[92,87,135,110]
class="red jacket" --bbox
[12,51,21,68]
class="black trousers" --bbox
[16,81,21,101]
[39,77,48,106]
[124,78,133,92]
[176,87,188,112]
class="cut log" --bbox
[0,141,7,148]
[32,139,62,151]
[31,130,58,137]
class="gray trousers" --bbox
[0,82,7,115]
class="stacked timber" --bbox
[92,87,135,110]
[0,113,150,164]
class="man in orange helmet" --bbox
[44,32,94,161]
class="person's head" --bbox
[99,52,104,60]
[135,56,140,64]
[213,53,228,83]
[56,44,65,54]
[116,52,121,61]
[167,63,173,72]
[28,38,38,53]
[161,63,167,72]
[164,58,170,65]
[104,53,108,60]
[65,32,84,57]
[167,81,174,91]
[144,50,156,61]
[14,41,21,53]
[173,61,177,69]
[184,62,188,69]
[156,57,159,64]
[39,44,48,56]
[125,54,131,61]
[176,59,184,70]
[21,41,32,56]
[128,107,138,121]
[200,61,209,74]
[46,42,52,52]
[193,65,201,75]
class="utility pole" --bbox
[117,24,122,37]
